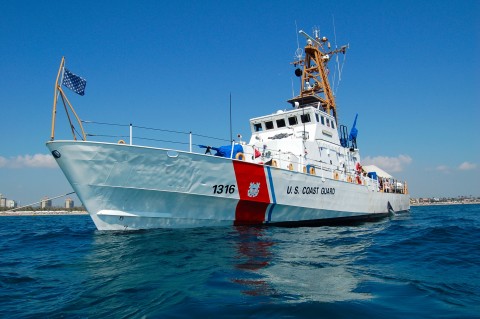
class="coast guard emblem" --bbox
[247,182,260,198]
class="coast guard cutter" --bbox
[47,29,410,230]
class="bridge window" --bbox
[315,113,320,122]
[265,121,274,130]
[301,113,311,123]
[326,118,330,127]
[331,121,335,129]
[288,116,298,125]
[276,119,286,128]
[321,116,325,125]
[253,123,262,132]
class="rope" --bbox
[191,133,229,142]
[133,125,189,135]
[5,192,76,212]
[73,126,83,140]
[82,120,130,127]
[133,125,228,142]
[134,136,191,145]
[86,134,129,139]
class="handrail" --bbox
[78,119,408,193]
[81,120,229,143]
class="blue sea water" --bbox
[0,205,479,318]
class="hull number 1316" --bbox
[212,184,236,194]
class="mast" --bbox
[288,29,347,123]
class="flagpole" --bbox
[51,57,65,141]
[58,87,87,141]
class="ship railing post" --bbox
[129,123,133,145]
[230,140,235,158]
[189,132,192,153]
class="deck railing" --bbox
[81,120,229,153]
[78,120,408,194]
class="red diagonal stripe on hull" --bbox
[232,161,271,225]
[234,201,270,225]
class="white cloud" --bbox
[426,162,477,174]
[362,154,412,173]
[458,162,477,170]
[434,165,450,173]
[0,154,57,169]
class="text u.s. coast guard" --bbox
[286,186,335,195]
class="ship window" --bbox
[315,114,320,122]
[253,123,262,132]
[276,119,286,128]
[301,113,311,123]
[288,116,298,125]
[331,121,335,129]
[321,116,325,125]
[326,118,330,127]
[265,121,274,130]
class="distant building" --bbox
[0,194,5,208]
[65,198,74,209]
[6,199,17,208]
[40,196,52,209]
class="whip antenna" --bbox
[332,14,339,94]
[332,14,347,97]
[294,20,303,62]
[229,93,232,142]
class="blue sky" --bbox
[0,0,478,206]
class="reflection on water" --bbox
[232,222,390,302]
[75,220,390,316]
[232,226,275,296]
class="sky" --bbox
[0,0,479,206]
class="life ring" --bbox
[235,152,245,161]
[305,165,315,175]
[333,171,339,180]
[347,176,353,183]
[118,139,126,144]
[288,163,294,171]
[271,160,278,167]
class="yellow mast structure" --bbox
[50,57,87,141]
[288,29,347,123]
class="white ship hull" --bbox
[47,141,409,230]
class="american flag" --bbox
[62,68,87,96]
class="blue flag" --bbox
[62,68,87,96]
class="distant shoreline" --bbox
[411,202,479,207]
[1,202,478,216]
[0,211,88,216]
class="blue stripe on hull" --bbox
[265,166,276,223]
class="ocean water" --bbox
[0,205,479,318]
